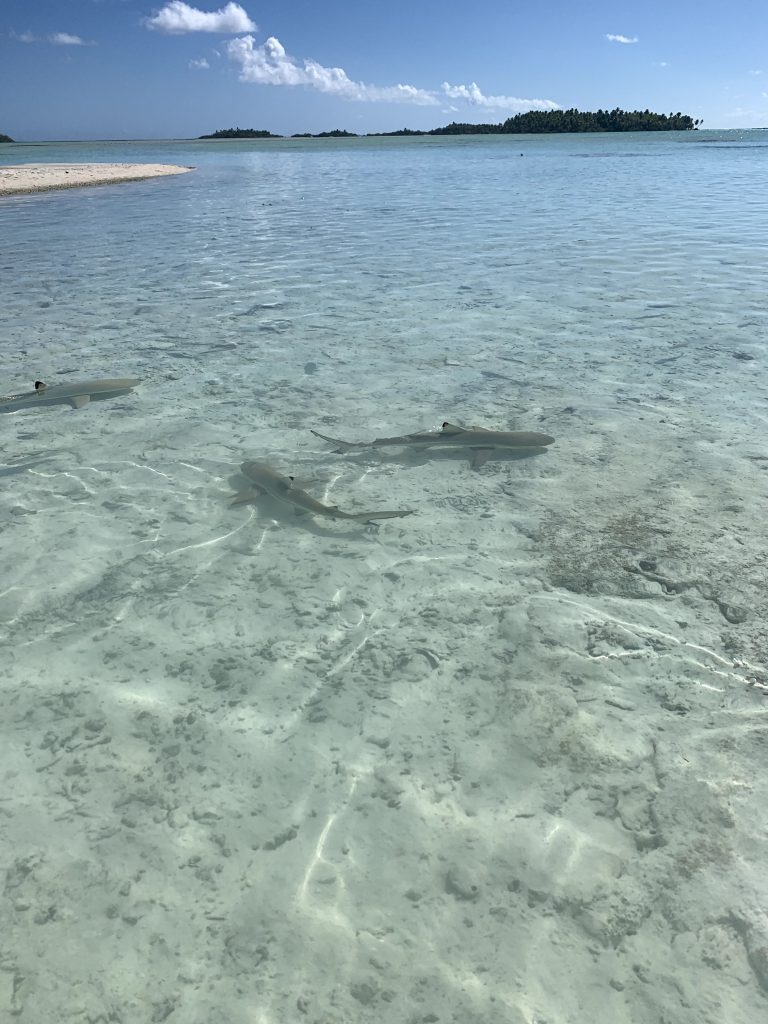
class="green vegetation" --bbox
[291,129,359,138]
[376,109,700,136]
[199,126,362,139]
[0,133,15,143]
[200,109,700,143]
[437,109,699,134]
[309,129,358,138]
[375,128,423,136]
[198,127,282,139]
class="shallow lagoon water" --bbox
[1,132,767,1023]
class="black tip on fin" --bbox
[35,380,47,390]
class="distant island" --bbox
[198,127,282,139]
[0,133,15,143]
[292,129,357,138]
[390,108,701,134]
[199,109,701,141]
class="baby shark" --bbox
[311,420,555,469]
[232,461,415,524]
[0,378,140,412]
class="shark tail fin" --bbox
[310,429,358,452]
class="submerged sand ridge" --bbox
[0,162,193,195]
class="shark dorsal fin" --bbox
[440,421,466,435]
[34,381,47,391]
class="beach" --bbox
[0,162,193,195]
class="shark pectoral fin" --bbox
[231,488,261,506]
[69,395,90,409]
[470,448,494,470]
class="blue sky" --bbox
[1,0,766,139]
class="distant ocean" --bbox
[2,132,767,1024]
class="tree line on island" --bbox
[0,133,15,142]
[199,109,701,140]
[198,127,354,138]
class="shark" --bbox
[0,378,141,412]
[311,421,555,469]
[231,461,416,523]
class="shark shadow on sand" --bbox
[334,445,551,470]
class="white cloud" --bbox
[146,2,256,34]
[606,34,638,44]
[441,81,559,111]
[11,28,90,45]
[49,32,86,46]
[227,35,439,104]
[189,57,210,69]
[749,69,763,76]
[660,61,670,67]
[225,35,562,112]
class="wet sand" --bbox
[0,162,193,195]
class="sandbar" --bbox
[0,162,193,196]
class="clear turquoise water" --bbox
[1,133,767,1023]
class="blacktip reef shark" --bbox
[231,461,415,524]
[311,421,555,469]
[0,378,140,412]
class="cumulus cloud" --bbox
[606,34,638,44]
[225,35,561,111]
[146,2,256,34]
[227,35,439,104]
[441,81,559,111]
[50,32,86,45]
[11,29,37,42]
[189,57,210,69]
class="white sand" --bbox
[2,368,768,1023]
[0,162,193,195]
[1,161,767,1020]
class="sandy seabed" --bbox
[1,138,767,1024]
[0,163,192,195]
[2,359,768,1024]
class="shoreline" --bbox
[0,162,193,196]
